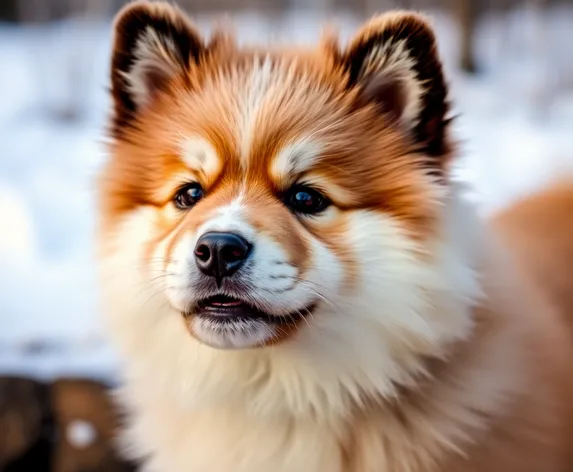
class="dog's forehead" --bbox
[178,53,348,178]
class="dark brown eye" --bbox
[174,183,204,209]
[284,185,330,215]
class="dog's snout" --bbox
[194,232,251,281]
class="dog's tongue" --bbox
[209,296,243,307]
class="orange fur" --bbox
[491,181,573,329]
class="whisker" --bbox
[134,284,168,314]
[294,277,337,295]
[296,282,337,309]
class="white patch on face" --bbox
[180,137,220,176]
[163,196,254,318]
[247,233,341,315]
[189,317,277,350]
[194,193,253,239]
[163,231,195,313]
[238,57,274,164]
[301,174,357,207]
[334,209,476,347]
[235,57,314,166]
[270,139,322,183]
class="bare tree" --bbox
[452,0,479,73]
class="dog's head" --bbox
[99,1,480,414]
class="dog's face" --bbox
[99,1,479,410]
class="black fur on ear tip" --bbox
[343,12,452,160]
[109,1,204,136]
[344,13,439,85]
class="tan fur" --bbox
[491,181,573,328]
[98,2,573,471]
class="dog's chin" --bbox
[184,295,315,350]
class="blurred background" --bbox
[0,0,572,470]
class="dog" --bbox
[96,2,573,471]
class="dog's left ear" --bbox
[110,1,205,134]
[342,12,450,157]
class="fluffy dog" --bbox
[97,2,573,471]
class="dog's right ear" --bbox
[110,1,205,133]
[341,12,450,160]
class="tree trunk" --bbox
[453,0,479,73]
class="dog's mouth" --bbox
[186,294,318,349]
[192,294,314,325]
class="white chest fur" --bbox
[123,399,346,472]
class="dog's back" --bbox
[491,180,573,331]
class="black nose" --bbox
[194,232,251,282]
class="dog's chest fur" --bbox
[117,288,573,472]
[125,403,345,472]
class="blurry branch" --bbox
[16,0,114,22]
[525,0,552,115]
[451,0,478,73]
[0,0,18,22]
[363,0,395,17]
[0,378,50,470]
[16,0,51,23]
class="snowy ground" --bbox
[1,6,572,381]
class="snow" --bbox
[0,6,572,380]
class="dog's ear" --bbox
[110,1,205,133]
[342,12,450,158]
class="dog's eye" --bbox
[284,185,330,215]
[174,183,204,209]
